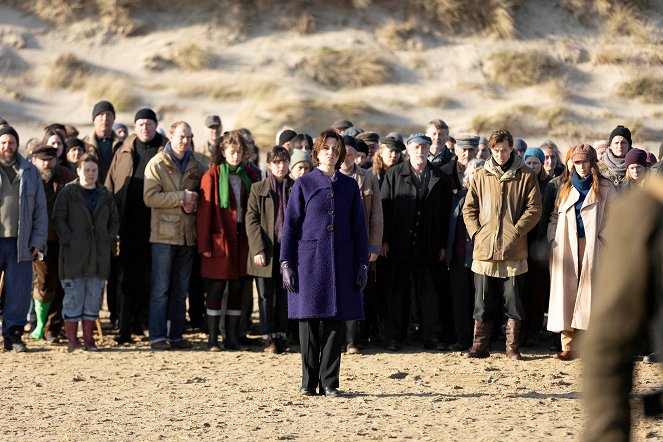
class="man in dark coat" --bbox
[583,175,663,441]
[425,119,453,168]
[82,100,123,183]
[381,133,453,351]
[29,145,76,342]
[105,108,167,345]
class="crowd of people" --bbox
[0,101,662,379]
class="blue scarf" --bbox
[572,171,592,238]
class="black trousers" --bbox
[449,259,474,346]
[299,319,342,390]
[256,272,288,335]
[118,236,151,339]
[384,258,440,343]
[473,273,526,322]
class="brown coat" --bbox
[463,154,542,262]
[143,149,203,246]
[82,130,123,182]
[353,166,383,252]
[245,177,292,278]
[547,178,616,332]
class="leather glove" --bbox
[355,264,368,292]
[281,261,297,292]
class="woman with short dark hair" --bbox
[280,129,369,397]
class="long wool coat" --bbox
[546,179,616,332]
[197,165,259,280]
[280,168,369,320]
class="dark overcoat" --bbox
[380,161,452,262]
[280,168,369,320]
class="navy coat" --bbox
[280,168,369,320]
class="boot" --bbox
[82,320,99,351]
[345,320,360,354]
[30,299,51,340]
[65,321,82,353]
[224,315,246,351]
[207,315,221,352]
[505,318,522,360]
[463,320,492,358]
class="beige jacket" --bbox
[143,148,203,246]
[547,179,616,332]
[463,154,542,263]
[353,166,383,253]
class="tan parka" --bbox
[462,154,542,262]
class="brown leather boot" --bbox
[65,321,82,353]
[463,321,492,358]
[82,320,99,351]
[505,318,522,360]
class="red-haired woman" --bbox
[547,144,617,360]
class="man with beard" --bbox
[83,100,123,183]
[105,108,167,345]
[381,133,452,351]
[0,127,48,352]
[29,145,76,343]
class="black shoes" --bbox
[385,341,399,352]
[3,336,27,353]
[322,387,341,397]
[299,387,317,396]
[299,386,342,397]
[169,339,193,350]
[424,338,448,351]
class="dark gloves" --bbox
[281,261,297,292]
[355,264,368,291]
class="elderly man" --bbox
[462,129,541,360]
[105,108,167,345]
[30,145,76,342]
[441,134,479,193]
[83,100,123,182]
[144,121,202,350]
[425,119,453,167]
[477,136,491,160]
[0,127,48,352]
[381,133,452,351]
[599,125,632,188]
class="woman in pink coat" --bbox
[547,144,616,360]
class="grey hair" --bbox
[463,158,486,188]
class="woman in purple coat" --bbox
[280,129,369,397]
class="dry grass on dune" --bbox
[86,74,139,112]
[41,53,90,90]
[471,111,525,135]
[299,47,395,90]
[171,44,215,71]
[617,75,663,103]
[487,49,560,88]
[376,18,426,51]
[0,47,28,76]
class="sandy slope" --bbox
[2,330,662,441]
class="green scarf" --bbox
[219,162,252,209]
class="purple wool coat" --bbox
[280,168,369,320]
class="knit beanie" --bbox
[134,108,158,123]
[624,148,647,168]
[570,144,597,163]
[356,139,369,156]
[92,100,115,120]
[65,137,86,152]
[524,147,545,164]
[289,149,312,172]
[0,126,19,146]
[343,135,358,150]
[609,125,632,147]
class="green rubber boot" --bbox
[30,299,51,340]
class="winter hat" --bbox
[92,100,115,120]
[289,149,312,172]
[624,148,647,168]
[343,135,358,150]
[278,129,297,146]
[356,139,369,156]
[524,147,545,164]
[331,119,354,130]
[65,137,86,153]
[344,127,364,138]
[513,137,528,153]
[385,131,404,143]
[0,126,19,146]
[479,136,488,145]
[406,133,432,146]
[357,131,380,144]
[381,138,405,152]
[646,152,657,167]
[570,144,598,163]
[204,115,221,128]
[455,133,481,149]
[134,108,158,123]
[31,144,59,159]
[609,125,632,147]
[112,123,127,133]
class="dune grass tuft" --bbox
[487,49,560,88]
[617,75,663,103]
[86,74,139,112]
[471,112,525,135]
[299,47,394,89]
[172,43,215,71]
[42,53,90,90]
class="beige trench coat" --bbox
[546,179,616,332]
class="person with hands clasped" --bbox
[280,129,369,397]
